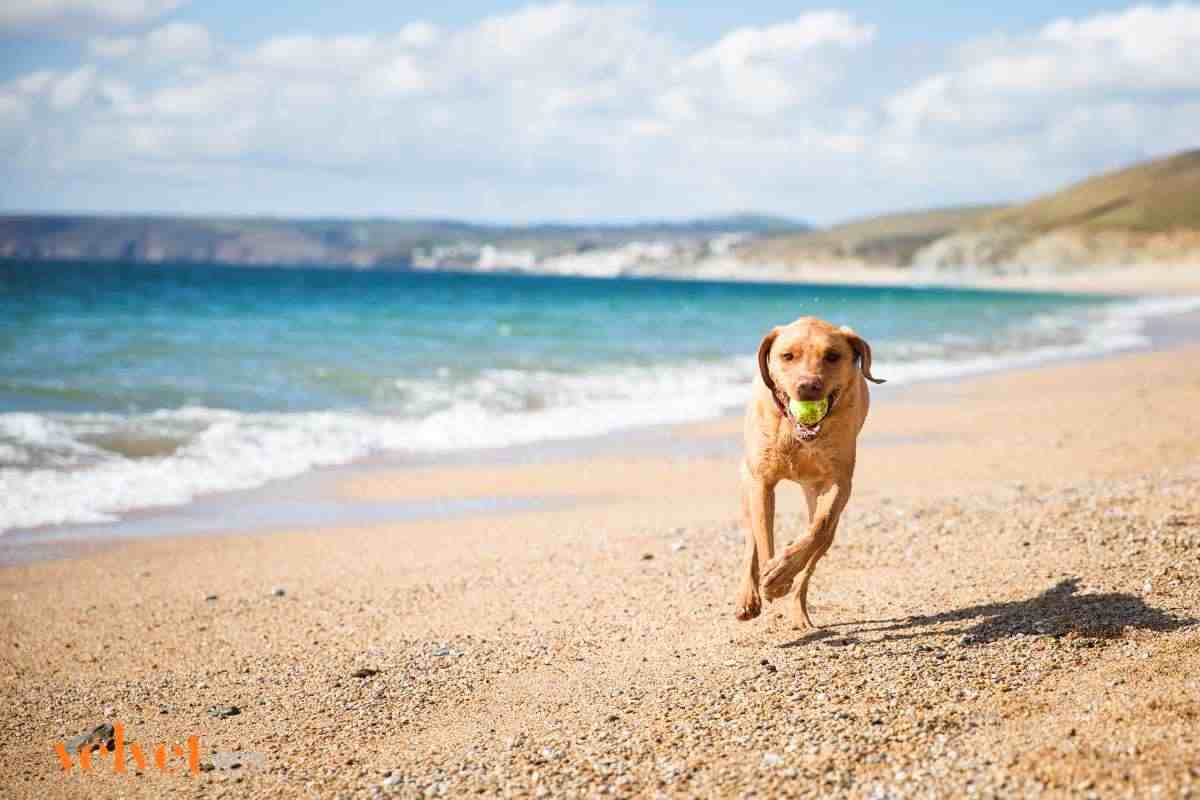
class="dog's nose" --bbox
[795,376,825,400]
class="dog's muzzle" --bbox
[781,390,838,442]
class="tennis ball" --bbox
[789,397,828,426]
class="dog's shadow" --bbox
[781,578,1194,649]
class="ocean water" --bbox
[0,259,1191,534]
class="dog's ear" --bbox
[840,326,885,384]
[757,327,788,413]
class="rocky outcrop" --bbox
[912,228,1200,273]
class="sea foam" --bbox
[1,294,1196,534]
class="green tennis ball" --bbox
[789,397,828,426]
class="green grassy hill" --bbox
[983,149,1200,234]
[738,205,1000,266]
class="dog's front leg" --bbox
[735,463,776,621]
[761,481,848,606]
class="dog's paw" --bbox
[761,555,801,601]
[735,587,762,621]
[791,602,817,630]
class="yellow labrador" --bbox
[735,317,884,627]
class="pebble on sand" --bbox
[65,723,115,754]
[207,705,241,719]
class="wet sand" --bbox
[2,342,1200,798]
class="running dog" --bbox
[735,317,884,626]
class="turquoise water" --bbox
[0,259,1172,532]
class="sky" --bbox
[1,1,1198,225]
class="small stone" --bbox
[762,752,784,768]
[826,636,860,647]
[382,773,402,788]
[764,664,778,673]
[205,594,218,601]
[641,553,654,561]
[352,667,380,678]
[271,587,286,597]
[207,705,241,719]
[670,541,686,552]
[206,751,266,772]
[65,724,115,754]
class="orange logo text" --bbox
[54,723,200,776]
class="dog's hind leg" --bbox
[735,462,776,621]
[789,485,842,628]
[791,518,841,628]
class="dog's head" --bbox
[757,317,884,439]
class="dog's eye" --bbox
[781,353,794,362]
[824,351,842,363]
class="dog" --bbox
[735,317,884,626]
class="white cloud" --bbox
[248,33,377,73]
[691,11,875,70]
[889,4,1200,131]
[876,3,1200,203]
[144,21,210,60]
[88,34,137,58]
[90,21,211,61]
[0,0,186,34]
[49,65,96,110]
[680,12,875,116]
[3,3,1199,221]
[396,21,439,48]
[0,93,30,122]
[361,54,427,96]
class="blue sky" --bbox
[1,1,1197,224]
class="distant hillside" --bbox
[982,149,1200,233]
[0,213,810,269]
[734,149,1200,274]
[8,150,1200,277]
[913,150,1200,271]
[737,205,1000,267]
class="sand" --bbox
[2,344,1200,799]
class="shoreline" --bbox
[682,259,1200,296]
[5,294,1200,565]
[414,259,1200,296]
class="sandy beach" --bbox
[3,334,1200,798]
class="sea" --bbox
[1,259,1194,534]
